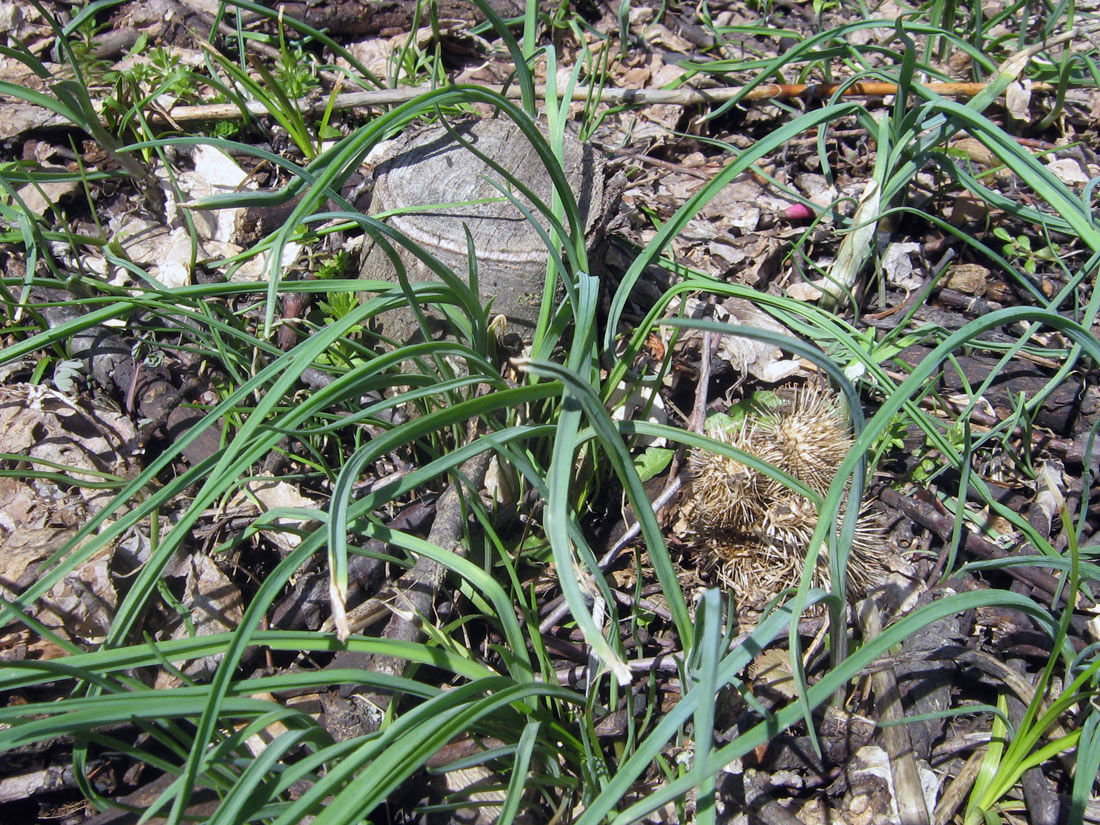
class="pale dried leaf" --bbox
[349,36,400,79]
[0,385,139,512]
[618,66,651,87]
[714,298,802,383]
[165,145,254,243]
[748,649,798,699]
[228,480,321,551]
[155,554,244,686]
[698,177,769,230]
[796,172,839,208]
[16,174,79,217]
[0,388,141,645]
[787,281,825,302]
[950,137,997,168]
[225,243,304,283]
[1005,79,1032,121]
[0,3,24,32]
[114,221,196,288]
[0,102,63,141]
[0,476,46,534]
[881,241,923,290]
[644,23,693,53]
[707,240,748,266]
[42,549,115,644]
[652,60,686,88]
[0,523,76,587]
[1047,157,1090,186]
[950,191,990,227]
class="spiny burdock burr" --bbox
[756,384,854,496]
[686,417,771,533]
[684,385,888,605]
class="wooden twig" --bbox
[150,79,1059,126]
[858,600,932,825]
[317,453,491,737]
[877,487,1075,605]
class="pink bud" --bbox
[784,203,815,221]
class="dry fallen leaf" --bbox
[642,22,694,53]
[0,384,140,510]
[714,298,803,383]
[154,553,244,688]
[1005,79,1032,121]
[748,649,798,700]
[881,241,924,290]
[669,296,803,384]
[16,172,80,217]
[105,219,197,289]
[787,281,825,302]
[0,384,144,646]
[0,522,118,647]
[227,480,322,552]
[165,144,255,243]
[1047,157,1090,186]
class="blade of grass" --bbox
[516,357,693,659]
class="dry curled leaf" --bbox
[154,554,244,688]
[714,298,802,383]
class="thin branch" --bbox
[126,78,1060,126]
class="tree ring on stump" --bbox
[358,116,607,346]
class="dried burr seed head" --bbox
[686,417,770,533]
[685,384,888,605]
[755,490,819,549]
[756,385,853,496]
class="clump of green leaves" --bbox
[312,250,365,366]
[274,41,321,99]
[991,227,1058,275]
[964,504,1100,824]
[64,10,114,84]
[122,47,201,100]
[910,420,968,485]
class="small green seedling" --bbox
[992,227,1058,275]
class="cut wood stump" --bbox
[357,117,609,345]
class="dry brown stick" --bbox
[359,452,491,682]
[0,762,98,803]
[858,599,931,825]
[932,749,986,825]
[15,68,1070,137]
[79,769,221,825]
[139,79,1060,126]
[1006,656,1063,825]
[319,453,491,722]
[877,487,1068,603]
[22,22,1091,136]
